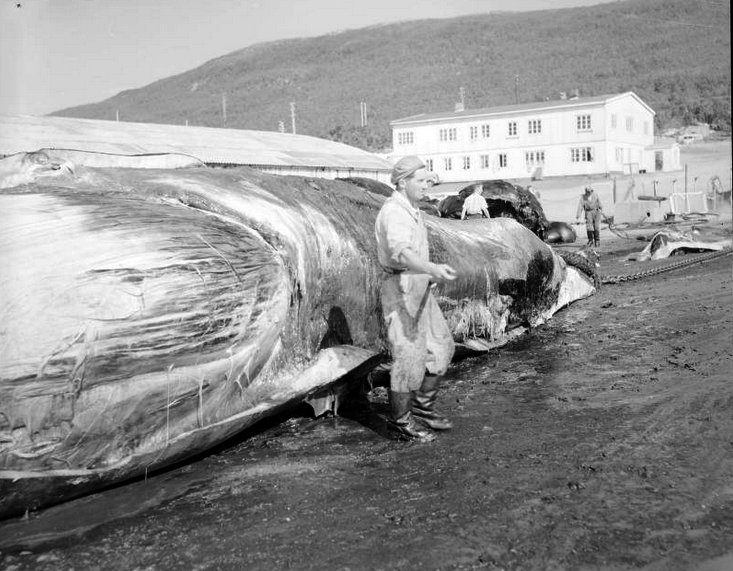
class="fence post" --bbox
[613,177,617,204]
[684,164,688,194]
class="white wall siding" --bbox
[391,92,676,182]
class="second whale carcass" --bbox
[0,153,594,518]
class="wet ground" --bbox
[1,233,732,571]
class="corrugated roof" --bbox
[391,92,653,126]
[0,114,392,171]
[426,181,480,197]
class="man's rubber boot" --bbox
[586,229,594,246]
[412,374,453,431]
[387,391,436,442]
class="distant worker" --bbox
[460,184,490,220]
[375,155,457,442]
[576,184,604,247]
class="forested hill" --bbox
[53,0,730,152]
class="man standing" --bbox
[375,156,457,442]
[576,184,603,247]
[460,184,491,220]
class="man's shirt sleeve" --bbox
[377,204,413,266]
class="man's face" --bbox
[401,168,429,205]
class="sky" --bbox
[0,0,615,116]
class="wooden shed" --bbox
[0,114,393,183]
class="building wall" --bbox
[637,143,681,173]
[256,166,392,184]
[392,93,664,182]
[603,97,655,173]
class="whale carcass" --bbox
[0,152,594,518]
[626,228,733,261]
[437,180,549,239]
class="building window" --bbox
[444,157,453,171]
[528,119,542,134]
[508,122,517,137]
[576,114,591,131]
[625,116,634,132]
[525,150,546,166]
[462,156,471,170]
[425,158,434,171]
[480,154,490,169]
[439,127,457,142]
[397,131,414,145]
[611,114,617,129]
[498,153,508,168]
[481,123,490,138]
[571,147,594,162]
[470,126,478,141]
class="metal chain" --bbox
[564,215,732,286]
[600,247,733,284]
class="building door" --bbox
[655,151,663,171]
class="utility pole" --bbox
[360,102,368,127]
[290,102,296,134]
[515,75,519,104]
[459,87,465,108]
[222,93,227,127]
[116,109,119,122]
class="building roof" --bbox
[0,114,392,171]
[391,92,654,126]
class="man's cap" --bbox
[391,155,425,185]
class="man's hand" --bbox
[398,249,457,282]
[431,263,457,282]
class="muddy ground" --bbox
[1,216,732,571]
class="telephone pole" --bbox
[290,102,296,134]
[360,102,368,127]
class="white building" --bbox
[390,91,680,183]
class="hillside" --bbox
[53,0,731,152]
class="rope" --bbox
[557,250,602,289]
